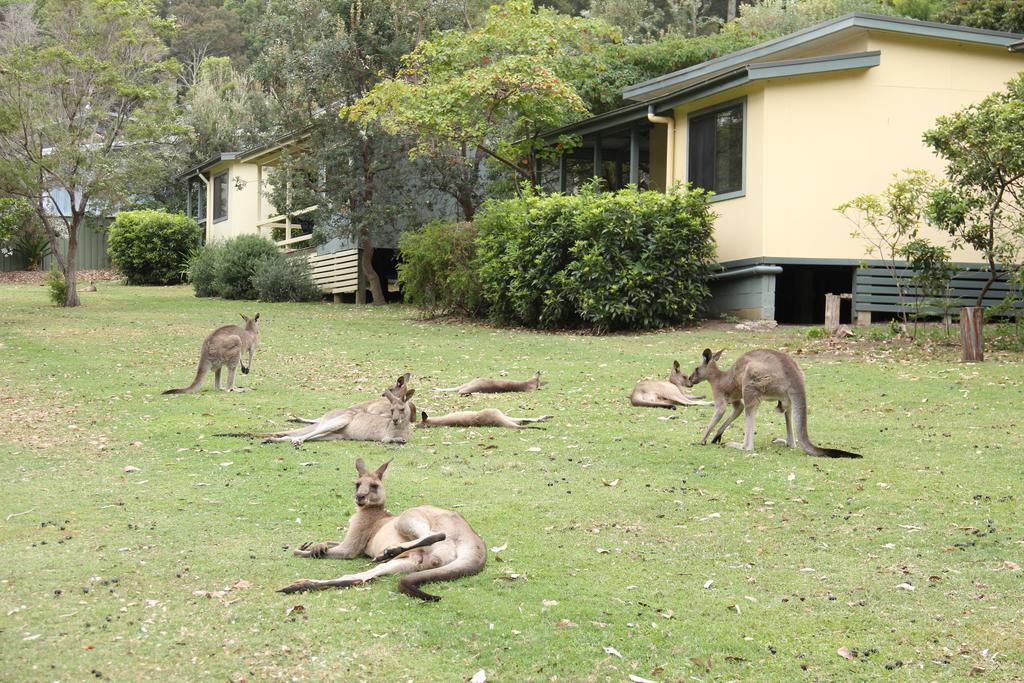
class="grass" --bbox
[1,283,1022,682]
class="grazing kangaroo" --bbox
[279,459,486,601]
[434,371,542,396]
[286,373,413,424]
[630,360,711,409]
[263,388,414,447]
[417,409,552,429]
[163,314,260,394]
[685,348,861,458]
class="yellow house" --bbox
[550,14,1024,322]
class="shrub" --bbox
[214,234,280,300]
[398,221,484,317]
[14,225,52,271]
[106,210,200,285]
[187,242,223,297]
[252,255,321,302]
[45,268,66,305]
[476,183,717,332]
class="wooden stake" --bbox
[960,306,984,362]
[825,293,841,335]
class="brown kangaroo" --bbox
[685,348,861,458]
[417,409,552,429]
[279,459,486,601]
[263,388,414,448]
[434,371,542,396]
[286,373,413,424]
[630,360,711,408]
[163,314,260,394]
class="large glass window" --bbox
[213,171,228,222]
[688,101,743,199]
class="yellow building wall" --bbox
[765,36,1021,264]
[672,85,767,263]
[204,161,273,243]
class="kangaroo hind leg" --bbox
[278,555,424,594]
[374,510,446,562]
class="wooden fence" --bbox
[853,264,1022,317]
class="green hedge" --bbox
[397,220,485,317]
[106,210,200,285]
[475,184,717,332]
[188,234,321,302]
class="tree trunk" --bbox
[358,233,386,305]
[727,0,738,21]
[824,293,840,335]
[960,306,983,362]
[63,213,81,308]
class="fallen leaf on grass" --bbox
[602,646,622,658]
[596,548,610,554]
[490,543,507,553]
[787,473,796,481]
[470,669,487,683]
[689,656,711,672]
[895,583,915,591]
[602,479,619,487]
[556,618,577,628]
[233,580,251,590]
[628,676,659,683]
[123,465,140,473]
[285,605,305,617]
[657,608,674,619]
[542,599,559,607]
[837,647,855,660]
[703,579,714,589]
[969,666,986,676]
[724,656,748,663]
[1003,561,1020,571]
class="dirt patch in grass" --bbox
[0,269,118,285]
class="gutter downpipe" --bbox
[709,265,783,281]
[647,105,675,188]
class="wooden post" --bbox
[824,293,840,334]
[629,124,640,186]
[856,310,872,326]
[960,306,984,362]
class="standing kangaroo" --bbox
[163,314,260,394]
[434,371,542,396]
[279,459,486,601]
[630,361,711,409]
[417,409,552,429]
[685,348,861,458]
[263,389,414,447]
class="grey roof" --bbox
[624,13,1024,102]
[1011,38,1024,52]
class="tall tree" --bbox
[164,0,248,87]
[251,0,465,304]
[937,0,1024,33]
[0,0,182,307]
[350,1,620,218]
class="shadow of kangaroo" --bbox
[630,360,711,408]
[434,371,542,396]
[685,348,861,458]
[279,459,486,601]
[163,313,260,394]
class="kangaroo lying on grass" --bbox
[286,373,413,424]
[434,371,542,396]
[685,348,861,458]
[163,314,260,394]
[279,459,486,601]
[263,388,414,447]
[417,409,552,429]
[630,360,711,409]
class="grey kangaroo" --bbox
[280,459,486,601]
[417,409,552,429]
[434,371,542,396]
[163,314,260,394]
[286,373,413,423]
[630,360,711,408]
[263,388,414,447]
[685,348,861,458]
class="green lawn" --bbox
[1,283,1022,682]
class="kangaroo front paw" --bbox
[295,541,338,558]
[374,546,405,562]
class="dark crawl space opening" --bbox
[774,265,855,325]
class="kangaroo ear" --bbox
[355,458,367,476]
[395,373,407,387]
[702,348,713,363]
[404,388,415,399]
[254,313,260,321]
[375,459,392,479]
[421,410,428,422]
[240,313,249,323]
[673,360,680,371]
[713,349,725,361]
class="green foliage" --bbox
[107,210,201,285]
[805,326,826,339]
[44,267,66,305]
[0,196,34,245]
[901,238,956,320]
[251,255,321,303]
[936,0,1024,32]
[13,224,51,271]
[736,0,895,36]
[214,234,280,300]
[398,220,485,317]
[476,183,717,332]
[924,73,1024,306]
[837,169,939,327]
[187,242,222,298]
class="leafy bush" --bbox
[106,210,200,285]
[398,221,484,317]
[1,196,35,246]
[476,183,717,332]
[14,225,52,271]
[187,242,223,297]
[252,255,321,302]
[214,234,280,300]
[45,268,66,305]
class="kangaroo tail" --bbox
[287,417,318,424]
[791,391,862,459]
[163,359,209,395]
[397,537,486,602]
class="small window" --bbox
[688,101,744,199]
[213,171,228,222]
